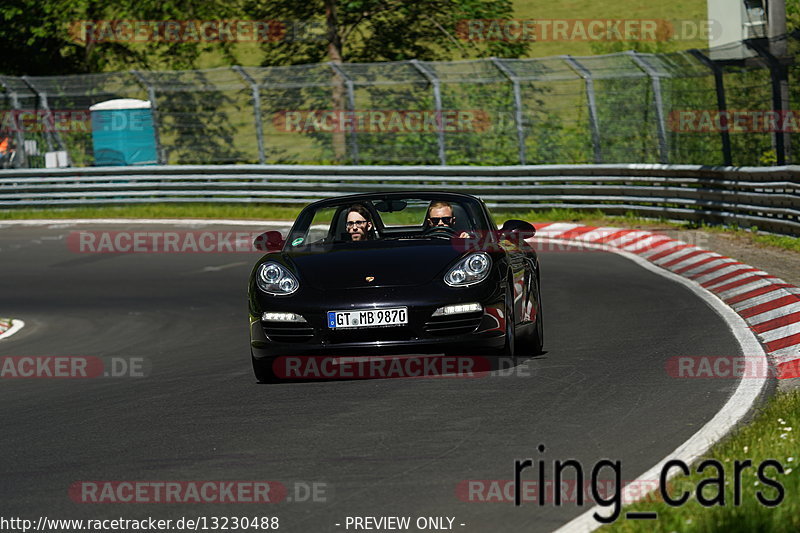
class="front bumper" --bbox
[250,282,507,359]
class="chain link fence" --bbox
[1,34,799,168]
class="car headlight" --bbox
[445,252,492,287]
[257,262,299,295]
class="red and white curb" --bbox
[531,223,799,380]
[0,318,25,340]
[537,222,787,531]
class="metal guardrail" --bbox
[0,164,797,235]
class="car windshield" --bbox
[284,194,490,248]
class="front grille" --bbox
[424,311,483,337]
[327,326,414,344]
[262,321,314,343]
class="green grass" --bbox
[602,390,800,532]
[685,223,800,254]
[185,0,710,70]
[1,203,796,253]
[0,203,299,222]
[511,0,708,57]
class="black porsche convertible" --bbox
[248,191,543,382]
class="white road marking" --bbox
[0,319,26,340]
[633,238,679,256]
[534,223,582,235]
[202,262,248,272]
[681,256,737,277]
[536,237,768,533]
[732,291,794,312]
[757,322,800,343]
[693,264,749,284]
[704,270,769,290]
[664,251,719,271]
[769,345,800,365]
[605,230,650,247]
[573,227,619,242]
[716,278,776,300]
[650,246,701,264]
[746,303,800,326]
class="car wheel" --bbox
[529,278,544,355]
[519,276,544,356]
[251,351,279,383]
[498,283,516,362]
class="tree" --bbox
[244,0,527,160]
[0,0,90,75]
[246,0,527,65]
[0,0,244,75]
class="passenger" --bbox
[426,201,470,238]
[345,204,375,241]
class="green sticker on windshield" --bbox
[291,237,304,246]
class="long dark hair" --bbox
[347,204,372,223]
[346,204,375,240]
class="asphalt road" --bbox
[0,222,747,532]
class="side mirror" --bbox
[499,220,536,244]
[254,230,285,252]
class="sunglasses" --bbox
[428,216,454,225]
[346,220,368,228]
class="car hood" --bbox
[282,239,465,289]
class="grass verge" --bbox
[0,203,300,222]
[602,390,800,532]
[0,203,797,253]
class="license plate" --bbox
[327,307,408,329]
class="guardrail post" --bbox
[233,66,267,164]
[21,76,70,165]
[328,62,359,164]
[131,70,165,165]
[490,58,527,165]
[627,51,669,164]
[744,39,789,165]
[411,60,446,165]
[688,49,732,166]
[0,76,28,168]
[563,56,602,163]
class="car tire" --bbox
[251,351,279,383]
[530,281,544,355]
[520,277,544,356]
[498,283,516,362]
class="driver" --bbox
[346,204,375,241]
[426,201,470,238]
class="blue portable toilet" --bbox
[90,99,158,166]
